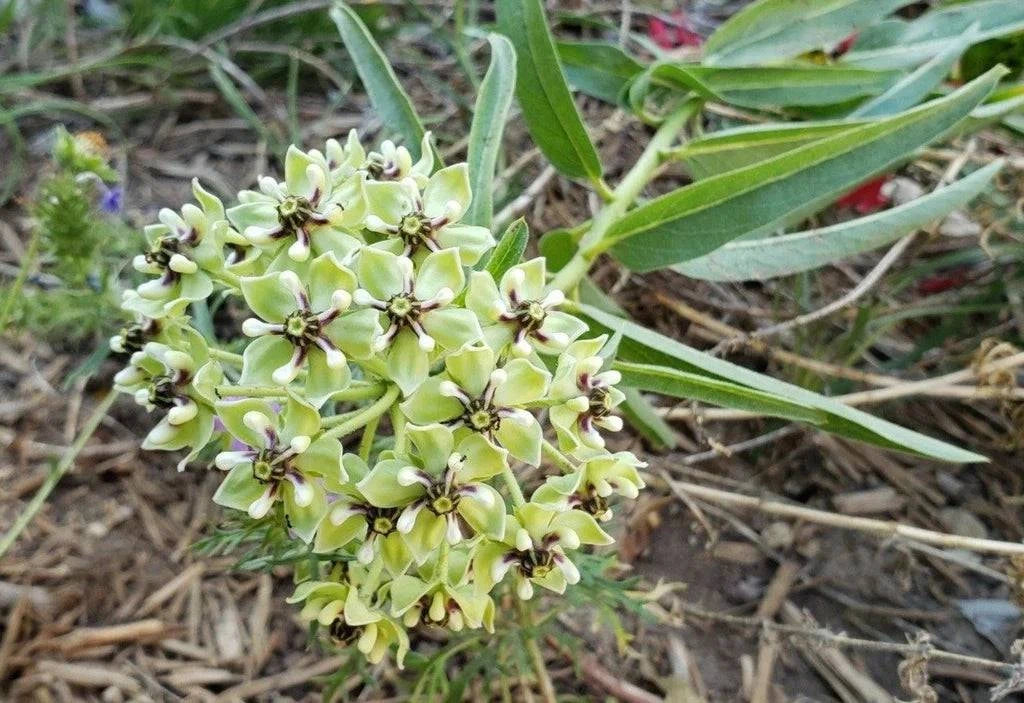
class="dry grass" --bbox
[3,1,1024,700]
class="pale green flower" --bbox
[227,146,365,262]
[238,252,378,406]
[401,344,550,465]
[363,163,494,266]
[357,424,507,562]
[549,337,626,454]
[388,549,494,632]
[110,316,161,355]
[354,247,481,394]
[212,394,340,543]
[314,130,434,190]
[314,453,413,575]
[122,179,225,318]
[112,329,219,470]
[288,572,410,667]
[466,258,586,357]
[532,451,646,522]
[473,503,612,600]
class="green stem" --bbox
[215,384,287,398]
[358,413,380,463]
[320,385,400,442]
[213,268,241,290]
[0,388,118,558]
[517,599,558,703]
[547,101,700,294]
[434,540,450,582]
[209,348,244,366]
[361,557,385,600]
[500,464,526,508]
[0,224,42,335]
[390,404,407,454]
[541,440,576,474]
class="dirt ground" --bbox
[3,3,1024,702]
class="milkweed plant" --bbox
[111,133,645,667]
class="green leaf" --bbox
[465,34,517,228]
[477,218,529,278]
[606,67,1004,272]
[630,62,900,111]
[556,41,643,104]
[619,387,677,451]
[676,161,1002,281]
[538,227,578,272]
[844,0,1024,70]
[680,120,865,178]
[703,0,915,67]
[577,304,986,463]
[849,24,979,117]
[330,2,430,161]
[496,0,603,181]
[616,361,827,425]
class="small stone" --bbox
[939,507,988,540]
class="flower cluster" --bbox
[113,132,645,668]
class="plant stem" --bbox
[664,477,1024,555]
[390,403,407,454]
[209,348,244,365]
[320,385,399,442]
[541,440,575,474]
[547,101,700,294]
[358,413,380,463]
[517,599,558,703]
[0,224,42,335]
[0,388,118,558]
[500,464,526,507]
[435,540,450,581]
[361,558,385,600]
[215,384,287,398]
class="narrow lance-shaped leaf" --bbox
[703,0,915,67]
[330,2,432,161]
[679,120,866,179]
[577,304,986,463]
[628,62,900,112]
[465,34,516,228]
[496,0,603,181]
[557,41,643,105]
[615,361,828,425]
[605,67,1005,272]
[844,0,1024,70]
[477,218,529,278]
[676,161,1002,281]
[849,23,979,118]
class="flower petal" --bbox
[308,252,358,311]
[240,272,296,323]
[357,459,425,508]
[387,330,430,396]
[407,423,455,475]
[422,164,471,219]
[493,358,550,407]
[357,247,407,300]
[495,414,543,466]
[445,344,495,397]
[413,248,464,301]
[239,335,294,387]
[213,463,266,512]
[421,308,482,352]
[215,398,276,448]
[400,375,464,425]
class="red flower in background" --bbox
[648,11,702,49]
[836,176,891,214]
